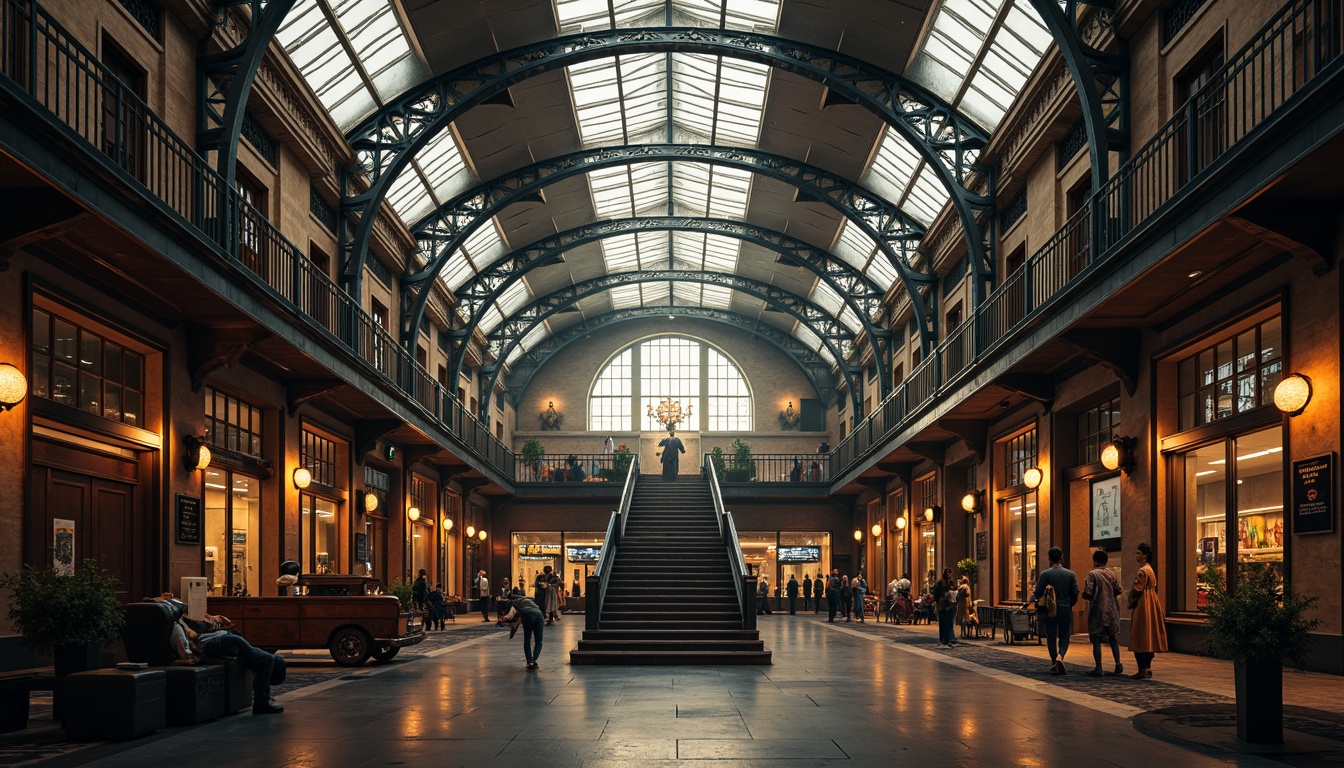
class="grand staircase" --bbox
[569,474,771,665]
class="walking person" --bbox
[853,572,869,622]
[427,583,448,630]
[785,574,799,614]
[1127,542,1168,679]
[658,428,686,480]
[825,569,841,622]
[1032,547,1080,674]
[933,568,958,646]
[536,565,561,624]
[412,569,428,612]
[801,573,813,611]
[499,594,546,669]
[1082,549,1124,677]
[756,576,773,615]
[477,570,491,622]
[840,576,853,622]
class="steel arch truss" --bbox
[197,0,298,188]
[341,27,994,309]
[398,143,932,350]
[495,306,853,421]
[1029,0,1129,190]
[446,216,891,397]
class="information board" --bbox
[1292,453,1335,534]
[176,494,202,545]
[778,546,821,563]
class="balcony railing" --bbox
[515,453,624,483]
[706,453,830,484]
[0,0,514,479]
[831,0,1341,479]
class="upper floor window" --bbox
[587,337,752,432]
[1077,397,1121,465]
[204,387,263,458]
[365,466,390,513]
[301,429,338,487]
[1003,428,1038,486]
[1176,314,1282,430]
[31,307,144,427]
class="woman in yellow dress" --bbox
[1127,542,1168,679]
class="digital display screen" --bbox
[777,546,821,563]
[567,546,602,563]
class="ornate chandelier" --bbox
[647,396,692,428]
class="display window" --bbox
[203,469,260,596]
[778,532,831,594]
[999,491,1038,602]
[511,531,563,599]
[301,494,340,574]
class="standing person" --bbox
[852,572,869,622]
[801,573,813,612]
[1032,547,1080,674]
[785,574,800,614]
[825,569,842,622]
[658,428,686,480]
[955,576,976,637]
[603,435,615,455]
[427,583,448,630]
[412,569,428,612]
[499,594,545,669]
[756,576,772,615]
[933,568,959,646]
[1082,549,1124,677]
[789,458,802,482]
[537,565,561,624]
[476,570,491,622]
[814,573,825,614]
[1127,543,1168,679]
[840,576,853,622]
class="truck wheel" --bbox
[330,628,373,666]
[371,646,399,662]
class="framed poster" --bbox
[1090,475,1121,550]
[1292,453,1335,535]
[53,518,75,575]
[176,494,202,545]
[975,531,988,561]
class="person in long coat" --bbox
[1127,542,1168,679]
[955,576,976,637]
[658,428,686,480]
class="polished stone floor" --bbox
[48,617,1318,767]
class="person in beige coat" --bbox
[955,576,976,637]
[1127,542,1168,679]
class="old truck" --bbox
[207,575,425,666]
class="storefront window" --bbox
[565,531,605,597]
[203,470,259,596]
[1176,315,1282,430]
[739,533,778,592]
[31,307,144,426]
[778,532,831,594]
[512,531,562,597]
[301,495,339,574]
[1175,426,1284,612]
[1001,492,1038,602]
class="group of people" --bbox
[411,569,453,630]
[754,571,874,621]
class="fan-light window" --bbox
[588,337,752,432]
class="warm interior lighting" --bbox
[292,467,312,489]
[478,529,487,541]
[1023,466,1043,489]
[853,529,863,541]
[364,492,379,513]
[407,506,420,522]
[1273,373,1312,415]
[871,523,882,537]
[466,525,476,538]
[442,518,453,531]
[961,492,978,513]
[0,363,28,411]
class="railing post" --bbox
[585,574,599,630]
[1184,97,1200,181]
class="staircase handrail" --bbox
[588,453,638,630]
[704,455,751,626]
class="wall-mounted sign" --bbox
[778,546,821,563]
[1292,453,1335,534]
[355,533,368,565]
[518,543,562,556]
[567,546,602,563]
[1200,536,1219,563]
[975,531,988,561]
[1089,475,1121,551]
[176,494,202,545]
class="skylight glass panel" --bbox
[441,252,476,291]
[601,234,643,272]
[570,54,666,146]
[641,282,671,306]
[671,55,768,145]
[386,171,430,220]
[862,131,951,227]
[506,344,526,366]
[671,163,750,218]
[678,0,781,31]
[480,305,505,334]
[836,305,861,334]
[903,166,951,225]
[415,131,472,211]
[556,0,780,34]
[795,324,822,352]
[518,324,549,356]
[670,231,740,272]
[461,220,507,270]
[960,3,1052,126]
[588,164,670,218]
[812,282,844,316]
[699,283,734,309]
[609,284,644,309]
[330,0,424,101]
[277,3,374,129]
[492,281,533,329]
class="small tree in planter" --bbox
[956,557,979,587]
[1203,563,1320,743]
[725,438,755,482]
[708,446,726,478]
[520,438,545,482]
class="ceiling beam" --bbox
[1060,329,1140,396]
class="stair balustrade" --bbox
[585,453,638,631]
[704,455,754,630]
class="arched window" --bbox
[588,336,752,431]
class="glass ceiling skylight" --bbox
[555,0,781,34]
[833,222,899,295]
[440,221,508,294]
[276,0,428,130]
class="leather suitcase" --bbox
[64,669,166,741]
[163,665,225,725]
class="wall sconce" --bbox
[478,529,487,541]
[466,525,476,538]
[293,467,312,490]
[961,491,981,514]
[442,518,453,532]
[0,363,27,412]
[1023,466,1043,489]
[364,491,380,513]
[407,506,420,522]
[1273,373,1312,416]
[853,529,863,541]
[778,401,799,430]
[1101,436,1136,475]
[923,505,942,523]
[871,523,882,537]
[183,435,211,471]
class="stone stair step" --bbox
[569,650,772,665]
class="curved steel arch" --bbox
[341,27,993,310]
[397,143,933,352]
[446,216,891,398]
[486,271,858,395]
[496,306,855,422]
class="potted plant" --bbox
[708,446,727,478]
[2,559,125,712]
[387,577,416,610]
[724,438,755,482]
[520,438,545,482]
[1202,563,1320,743]
[956,557,979,587]
[610,445,633,480]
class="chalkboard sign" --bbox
[355,532,368,564]
[176,494,202,545]
[1292,453,1335,535]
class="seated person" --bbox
[159,597,286,715]
[565,455,585,482]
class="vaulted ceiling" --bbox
[275,0,1053,389]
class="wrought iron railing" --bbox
[586,454,638,630]
[832,0,1341,479]
[514,453,624,483]
[706,453,830,483]
[704,454,753,628]
[0,0,514,478]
